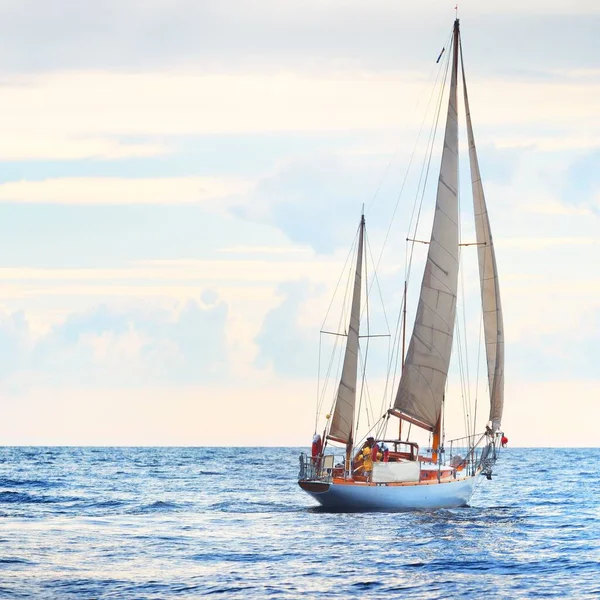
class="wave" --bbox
[0,491,61,505]
[0,557,35,565]
[208,500,301,514]
[0,478,56,489]
[131,500,184,514]
[77,499,127,510]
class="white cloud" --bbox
[0,70,597,142]
[520,200,594,216]
[497,237,599,250]
[0,177,254,205]
[493,134,600,152]
[0,135,169,161]
[217,245,313,255]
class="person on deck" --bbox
[311,433,323,458]
[379,441,390,462]
[371,440,380,462]
[361,445,373,480]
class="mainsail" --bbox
[392,21,461,430]
[328,215,365,444]
[460,44,505,431]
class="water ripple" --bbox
[0,447,597,599]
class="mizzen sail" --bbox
[460,44,505,431]
[392,21,461,430]
[328,215,365,444]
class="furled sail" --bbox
[460,44,505,431]
[392,21,460,430]
[328,215,365,444]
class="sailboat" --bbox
[298,19,505,511]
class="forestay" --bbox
[392,22,461,430]
[460,44,505,431]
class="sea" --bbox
[0,447,598,599]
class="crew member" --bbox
[362,444,373,479]
[371,439,380,462]
[311,433,323,458]
[379,441,390,462]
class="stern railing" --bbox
[298,453,345,482]
[447,432,501,477]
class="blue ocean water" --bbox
[0,447,598,599]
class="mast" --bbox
[391,19,461,433]
[328,214,365,471]
[460,37,505,432]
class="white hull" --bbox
[300,473,481,511]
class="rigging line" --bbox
[364,367,376,429]
[405,30,454,239]
[324,321,349,432]
[458,254,472,441]
[454,312,466,436]
[355,346,374,433]
[363,228,394,421]
[364,244,373,428]
[316,328,342,419]
[318,275,350,417]
[405,37,452,281]
[456,98,473,441]
[318,239,356,420]
[375,404,389,439]
[356,413,388,451]
[459,33,485,438]
[315,233,360,426]
[315,334,322,432]
[319,223,359,331]
[365,29,454,221]
[455,306,471,441]
[386,37,452,409]
[361,230,391,336]
[472,237,487,436]
[354,243,372,441]
[341,234,358,337]
[399,38,452,328]
[354,348,366,433]
[459,33,487,438]
[369,29,453,285]
[316,325,346,420]
[399,39,451,344]
[454,114,471,442]
[379,24,454,418]
[322,227,360,423]
[454,306,466,433]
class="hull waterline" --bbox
[299,474,481,511]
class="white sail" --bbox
[460,46,505,431]
[328,215,365,444]
[393,22,460,430]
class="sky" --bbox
[0,0,599,446]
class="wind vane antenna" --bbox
[455,4,458,18]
